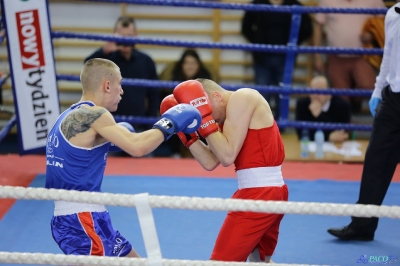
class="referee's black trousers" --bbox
[350,85,400,234]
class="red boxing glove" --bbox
[177,132,198,148]
[173,80,219,138]
[160,94,179,114]
[160,95,199,148]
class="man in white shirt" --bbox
[327,1,400,241]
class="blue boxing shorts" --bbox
[51,210,132,256]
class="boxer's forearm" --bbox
[206,132,236,167]
[189,140,220,171]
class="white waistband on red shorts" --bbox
[236,165,284,189]
[54,200,107,216]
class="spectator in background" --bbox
[159,49,215,157]
[84,16,159,132]
[241,0,313,121]
[172,49,213,83]
[159,49,215,99]
[313,0,386,113]
[295,76,351,142]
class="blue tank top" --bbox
[45,101,111,192]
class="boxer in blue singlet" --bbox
[45,58,201,257]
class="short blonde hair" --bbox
[80,58,119,93]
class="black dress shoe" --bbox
[327,226,374,241]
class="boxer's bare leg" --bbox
[126,248,140,257]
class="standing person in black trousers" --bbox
[327,2,400,241]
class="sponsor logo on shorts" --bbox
[113,238,124,255]
[190,97,208,108]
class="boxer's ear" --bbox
[103,80,111,93]
[211,91,222,102]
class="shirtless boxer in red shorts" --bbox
[165,79,288,263]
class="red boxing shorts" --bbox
[210,184,289,262]
[51,211,132,256]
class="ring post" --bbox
[280,6,302,124]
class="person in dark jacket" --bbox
[295,76,351,142]
[241,0,313,120]
[84,16,159,132]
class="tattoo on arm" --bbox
[61,107,106,140]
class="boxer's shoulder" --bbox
[233,88,261,99]
[229,89,260,105]
[65,105,108,122]
[235,88,257,94]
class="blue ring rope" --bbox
[57,74,373,97]
[0,115,16,143]
[83,0,388,14]
[115,115,372,131]
[0,75,8,89]
[52,32,383,55]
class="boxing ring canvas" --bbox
[0,156,399,266]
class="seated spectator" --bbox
[295,76,351,142]
[159,49,216,100]
[159,49,215,158]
